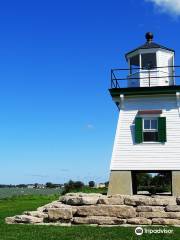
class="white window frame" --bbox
[143,118,158,131]
[143,117,158,142]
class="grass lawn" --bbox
[0,195,180,240]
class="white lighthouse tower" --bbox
[108,32,180,196]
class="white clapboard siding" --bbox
[110,95,180,170]
[157,50,174,86]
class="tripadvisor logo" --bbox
[135,227,143,236]
[135,227,174,235]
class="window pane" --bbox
[151,120,157,130]
[143,132,158,142]
[141,53,157,69]
[130,55,140,74]
[144,120,150,129]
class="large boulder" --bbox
[152,218,180,225]
[60,193,101,206]
[5,217,17,224]
[48,208,73,220]
[127,217,152,225]
[80,196,100,205]
[136,206,165,212]
[73,216,126,225]
[151,196,177,206]
[37,201,63,212]
[76,205,136,218]
[60,196,82,205]
[37,222,72,226]
[124,196,150,206]
[125,196,176,206]
[166,212,180,219]
[138,211,180,219]
[166,205,180,212]
[23,211,48,219]
[5,215,43,224]
[138,212,168,218]
[98,195,124,205]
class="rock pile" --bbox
[5,193,180,226]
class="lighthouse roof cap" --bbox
[125,32,174,59]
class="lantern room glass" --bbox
[129,52,157,74]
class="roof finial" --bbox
[145,32,154,43]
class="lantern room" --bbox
[126,32,175,88]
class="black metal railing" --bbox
[111,65,180,88]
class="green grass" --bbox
[0,187,106,199]
[0,195,180,240]
[63,186,107,195]
[0,187,62,199]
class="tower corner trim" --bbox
[176,92,180,116]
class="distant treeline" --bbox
[0,181,109,189]
[0,185,17,188]
[0,183,63,188]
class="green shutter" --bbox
[158,117,167,143]
[135,117,143,143]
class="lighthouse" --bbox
[108,32,180,196]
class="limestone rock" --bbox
[124,196,151,206]
[48,208,72,220]
[111,194,129,198]
[6,215,43,224]
[152,196,176,206]
[76,205,136,218]
[166,212,180,219]
[5,217,16,224]
[23,211,48,219]
[136,206,165,212]
[152,218,180,225]
[73,216,126,225]
[127,217,152,225]
[37,222,72,226]
[138,211,180,219]
[37,201,63,212]
[60,196,82,205]
[50,202,64,208]
[138,212,169,218]
[60,195,100,206]
[125,196,176,206]
[37,202,76,215]
[176,197,180,205]
[166,205,180,212]
[98,196,124,205]
[80,196,100,205]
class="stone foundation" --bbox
[5,193,180,226]
[172,171,180,196]
[108,170,180,196]
[108,171,132,195]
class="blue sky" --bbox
[0,0,180,184]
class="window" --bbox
[141,53,157,69]
[130,55,140,74]
[132,171,172,195]
[135,117,166,144]
[143,118,158,142]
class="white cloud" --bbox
[147,0,180,16]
